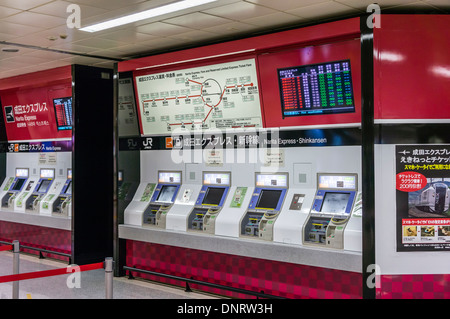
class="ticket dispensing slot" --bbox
[26,169,55,213]
[240,173,288,241]
[142,171,181,228]
[2,168,29,209]
[52,169,72,217]
[303,173,357,249]
[187,172,230,233]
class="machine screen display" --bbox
[278,60,355,117]
[16,169,28,177]
[202,187,225,205]
[320,192,350,214]
[203,173,230,186]
[156,185,177,203]
[256,189,282,210]
[53,97,73,130]
[255,174,287,187]
[40,169,55,178]
[37,180,52,193]
[12,178,26,191]
[158,172,181,184]
[318,175,356,190]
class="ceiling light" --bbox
[79,0,218,33]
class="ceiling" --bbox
[0,0,448,79]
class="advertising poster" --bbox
[396,145,450,252]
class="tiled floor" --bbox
[0,251,219,299]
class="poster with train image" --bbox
[396,145,450,252]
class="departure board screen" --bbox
[278,60,355,117]
[53,97,73,130]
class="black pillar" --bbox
[360,16,376,299]
[71,64,114,265]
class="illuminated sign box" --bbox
[278,59,355,117]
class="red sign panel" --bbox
[1,83,72,141]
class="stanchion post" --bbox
[12,240,19,299]
[105,257,113,299]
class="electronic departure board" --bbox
[278,60,355,117]
[53,97,73,130]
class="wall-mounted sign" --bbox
[1,84,72,141]
[396,145,450,252]
[135,58,262,135]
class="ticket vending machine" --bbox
[142,171,182,229]
[25,168,55,213]
[51,169,72,217]
[187,172,231,234]
[239,173,288,241]
[302,173,358,249]
[1,168,29,210]
[0,176,16,203]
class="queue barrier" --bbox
[0,241,113,299]
[0,245,13,252]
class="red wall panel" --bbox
[0,220,71,262]
[126,240,362,299]
[374,15,450,120]
[125,19,361,133]
[378,274,450,299]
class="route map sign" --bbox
[135,58,262,135]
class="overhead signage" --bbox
[119,127,361,151]
[135,58,262,135]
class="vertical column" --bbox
[71,65,114,265]
[360,16,376,299]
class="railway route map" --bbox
[135,59,262,135]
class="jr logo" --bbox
[143,137,153,149]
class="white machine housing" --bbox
[142,170,182,229]
[215,185,254,238]
[1,168,29,211]
[124,181,156,226]
[50,169,73,217]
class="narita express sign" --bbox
[1,84,72,141]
